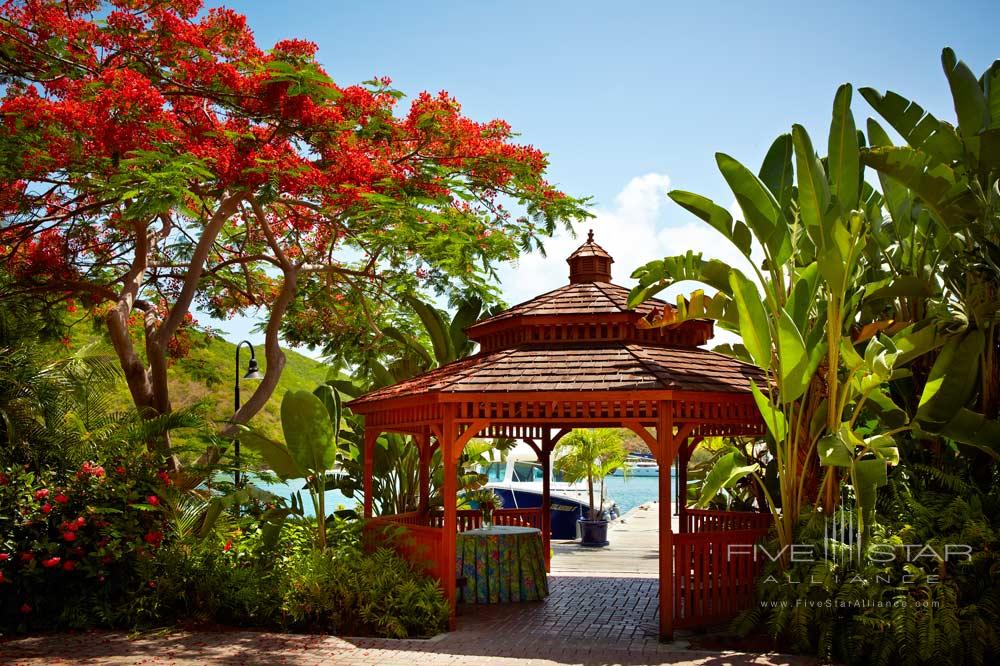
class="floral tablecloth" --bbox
[456,525,548,604]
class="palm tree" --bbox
[554,429,628,520]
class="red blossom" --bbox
[143,530,163,547]
[34,489,49,500]
[223,540,233,552]
[20,552,33,563]
[41,503,52,514]
[54,492,69,504]
[63,531,77,542]
[62,560,76,572]
[0,552,8,561]
[41,557,61,568]
[19,603,31,614]
[146,495,160,506]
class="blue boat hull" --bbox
[490,487,592,540]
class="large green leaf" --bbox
[313,384,343,447]
[758,133,794,215]
[717,153,791,265]
[729,271,771,368]
[786,263,820,332]
[628,251,735,307]
[985,60,1000,130]
[237,429,304,480]
[281,390,337,475]
[859,88,963,164]
[941,47,988,140]
[817,427,854,468]
[891,322,946,365]
[829,84,861,211]
[938,408,1000,456]
[853,457,888,531]
[917,330,985,429]
[694,450,760,509]
[668,191,752,257]
[792,124,831,233]
[750,380,785,442]
[403,295,456,365]
[776,308,811,403]
[861,145,975,229]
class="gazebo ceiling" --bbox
[349,231,767,426]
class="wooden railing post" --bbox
[363,429,379,519]
[441,414,458,631]
[658,401,675,641]
[418,432,431,514]
[540,430,552,572]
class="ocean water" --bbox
[603,467,675,515]
[253,468,672,518]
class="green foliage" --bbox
[736,469,1000,665]
[555,429,627,519]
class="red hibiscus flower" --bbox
[146,495,160,506]
[63,531,77,542]
[54,492,69,504]
[41,503,52,514]
[0,552,9,561]
[34,488,49,500]
[41,556,61,568]
[62,560,76,571]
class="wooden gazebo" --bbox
[349,232,771,639]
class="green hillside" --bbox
[58,323,330,444]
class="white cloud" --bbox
[497,174,760,349]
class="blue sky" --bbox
[210,0,995,354]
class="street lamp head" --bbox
[243,357,263,380]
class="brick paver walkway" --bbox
[0,575,815,665]
[1,504,817,665]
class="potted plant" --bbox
[467,488,503,528]
[554,429,627,547]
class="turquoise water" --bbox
[603,467,675,515]
[253,469,672,518]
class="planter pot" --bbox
[578,518,609,547]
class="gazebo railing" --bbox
[680,507,772,533]
[363,507,545,583]
[673,524,770,629]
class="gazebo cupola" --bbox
[464,232,714,353]
[567,229,613,283]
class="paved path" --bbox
[551,501,670,577]
[1,502,816,665]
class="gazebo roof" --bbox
[349,343,766,407]
[349,232,767,416]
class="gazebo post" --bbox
[440,414,459,630]
[363,429,378,519]
[678,438,689,533]
[540,430,552,572]
[657,402,675,641]
[417,432,431,515]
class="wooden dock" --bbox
[550,501,676,577]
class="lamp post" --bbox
[234,340,263,488]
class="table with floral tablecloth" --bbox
[456,525,548,604]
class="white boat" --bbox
[611,455,659,477]
[481,444,619,539]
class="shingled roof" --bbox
[349,343,767,406]
[349,232,766,411]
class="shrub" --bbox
[0,457,170,631]
[279,545,448,638]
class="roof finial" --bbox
[587,229,594,243]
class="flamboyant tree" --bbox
[0,0,589,465]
